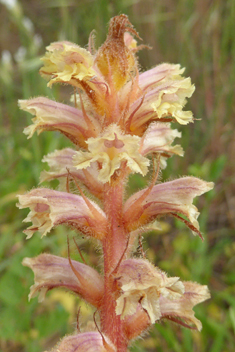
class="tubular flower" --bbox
[17,188,107,239]
[19,97,100,148]
[125,76,195,136]
[119,63,195,137]
[115,259,185,324]
[39,40,109,116]
[124,177,214,237]
[73,124,150,183]
[22,253,104,307]
[18,14,214,352]
[123,280,210,335]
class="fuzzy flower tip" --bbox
[95,14,137,91]
[150,77,195,125]
[115,259,185,324]
[73,124,150,183]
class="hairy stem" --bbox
[101,180,128,351]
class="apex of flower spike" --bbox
[95,14,138,90]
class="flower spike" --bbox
[19,14,214,352]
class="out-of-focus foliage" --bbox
[0,0,234,351]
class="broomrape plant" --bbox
[18,15,214,352]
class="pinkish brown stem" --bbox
[101,180,129,351]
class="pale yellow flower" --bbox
[115,259,185,323]
[123,279,211,334]
[73,124,150,183]
[123,64,195,136]
[151,77,195,124]
[40,41,96,86]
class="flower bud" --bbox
[95,15,138,91]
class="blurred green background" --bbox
[0,0,234,351]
